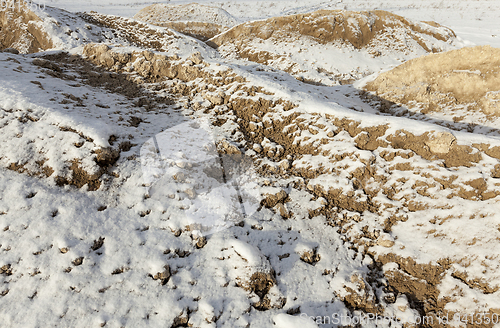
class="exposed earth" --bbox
[1,1,500,327]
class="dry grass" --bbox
[365,45,500,116]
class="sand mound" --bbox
[365,45,500,120]
[210,10,457,85]
[134,3,238,27]
[0,4,215,57]
[133,3,238,41]
[0,4,129,54]
[83,12,215,58]
[0,2,52,53]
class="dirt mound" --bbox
[0,2,53,53]
[133,3,238,41]
[134,3,238,27]
[365,45,500,119]
[0,3,132,54]
[213,9,454,49]
[82,12,214,58]
[210,10,457,85]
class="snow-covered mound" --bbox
[0,50,145,190]
[0,4,214,57]
[82,12,216,58]
[364,45,500,131]
[133,3,239,41]
[2,2,500,327]
[0,3,117,53]
[210,10,459,85]
[134,3,239,27]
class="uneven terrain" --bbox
[1,1,500,328]
[209,9,458,85]
[133,3,239,41]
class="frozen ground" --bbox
[1,0,500,328]
[43,0,500,48]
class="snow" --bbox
[0,49,366,327]
[134,3,240,27]
[140,119,261,236]
[273,313,319,328]
[1,0,500,327]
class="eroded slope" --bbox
[1,5,500,328]
[79,43,500,327]
[210,9,458,85]
[0,2,53,53]
[133,3,238,41]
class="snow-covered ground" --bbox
[1,1,500,327]
[43,0,500,47]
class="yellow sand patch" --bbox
[0,2,52,53]
[365,45,500,116]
